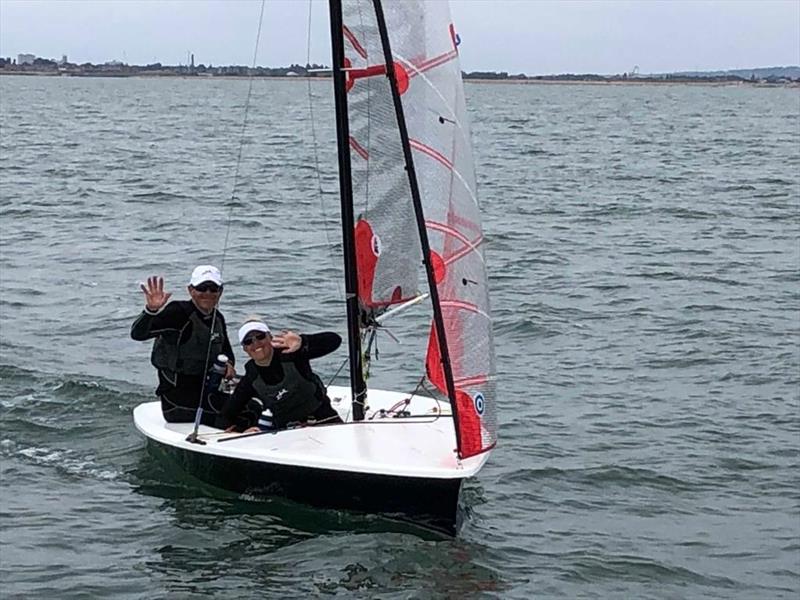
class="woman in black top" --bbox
[221,318,343,432]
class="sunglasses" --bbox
[242,332,268,347]
[193,282,222,293]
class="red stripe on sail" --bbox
[410,49,458,77]
[446,210,481,232]
[444,235,483,265]
[409,139,453,171]
[440,299,481,314]
[349,136,369,160]
[342,26,367,59]
[426,220,484,266]
[343,51,454,97]
[425,220,471,247]
[454,375,489,387]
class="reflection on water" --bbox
[129,451,505,597]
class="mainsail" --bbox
[343,3,421,311]
[340,0,496,458]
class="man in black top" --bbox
[220,318,343,432]
[131,265,236,425]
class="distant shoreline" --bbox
[1,71,797,88]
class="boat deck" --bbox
[133,386,489,479]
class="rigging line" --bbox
[419,378,445,415]
[326,356,349,387]
[357,414,444,424]
[188,0,266,443]
[412,375,444,420]
[219,0,266,273]
[306,0,344,302]
[217,414,444,442]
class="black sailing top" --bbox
[131,300,235,407]
[221,332,341,430]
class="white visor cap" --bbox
[238,320,271,344]
[189,265,223,287]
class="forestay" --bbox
[341,0,496,458]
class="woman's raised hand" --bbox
[272,330,302,353]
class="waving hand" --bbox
[141,276,172,312]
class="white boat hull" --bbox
[133,386,491,533]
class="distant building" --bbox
[17,53,35,65]
[59,55,68,65]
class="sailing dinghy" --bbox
[134,0,496,534]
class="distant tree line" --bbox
[2,56,797,84]
[461,69,797,84]
[0,58,331,77]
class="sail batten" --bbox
[340,0,497,458]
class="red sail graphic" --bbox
[343,0,496,458]
[426,324,483,457]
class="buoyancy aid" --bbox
[151,309,225,379]
[245,359,323,428]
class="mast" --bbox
[329,0,367,421]
[371,0,463,449]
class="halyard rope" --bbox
[189,0,267,442]
[306,0,344,301]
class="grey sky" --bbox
[1,0,798,75]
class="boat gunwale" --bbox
[133,398,491,480]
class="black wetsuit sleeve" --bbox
[130,302,189,340]
[299,332,342,360]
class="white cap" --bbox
[238,320,271,344]
[189,265,223,287]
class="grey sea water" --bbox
[0,75,798,598]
